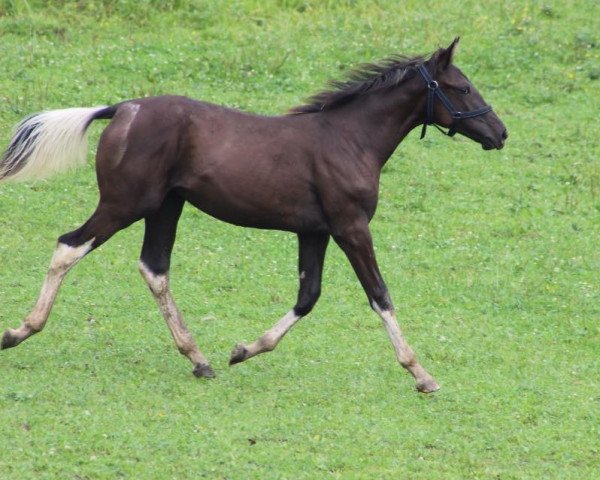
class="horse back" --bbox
[95,96,329,232]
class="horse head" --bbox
[419,38,508,150]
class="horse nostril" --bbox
[502,129,508,140]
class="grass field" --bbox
[0,1,598,478]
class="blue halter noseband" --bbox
[417,63,493,139]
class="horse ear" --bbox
[432,37,460,71]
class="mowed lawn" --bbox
[0,1,598,478]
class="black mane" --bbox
[290,55,425,114]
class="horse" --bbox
[0,38,507,393]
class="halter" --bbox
[417,63,493,139]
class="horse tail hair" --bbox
[0,105,117,182]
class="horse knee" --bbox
[294,286,321,317]
[369,288,393,313]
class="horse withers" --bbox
[0,38,507,393]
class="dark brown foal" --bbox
[0,38,507,393]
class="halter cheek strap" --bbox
[417,64,493,140]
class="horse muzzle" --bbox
[481,127,508,150]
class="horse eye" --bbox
[460,86,471,94]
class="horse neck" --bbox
[321,86,424,169]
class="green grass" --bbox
[0,1,598,478]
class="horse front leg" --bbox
[334,222,440,393]
[229,233,329,365]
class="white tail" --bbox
[0,107,108,182]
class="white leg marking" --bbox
[372,301,439,391]
[372,301,416,367]
[139,261,208,366]
[3,239,95,345]
[261,310,302,351]
[26,239,95,331]
[242,310,302,358]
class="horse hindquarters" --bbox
[2,99,214,377]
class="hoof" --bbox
[416,378,440,394]
[193,363,215,379]
[229,343,248,365]
[1,330,19,350]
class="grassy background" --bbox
[0,1,598,478]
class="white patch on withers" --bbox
[0,106,108,182]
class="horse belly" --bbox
[176,111,327,232]
[178,179,327,233]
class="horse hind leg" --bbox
[138,192,214,378]
[1,205,134,350]
[1,239,94,349]
[230,233,329,365]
